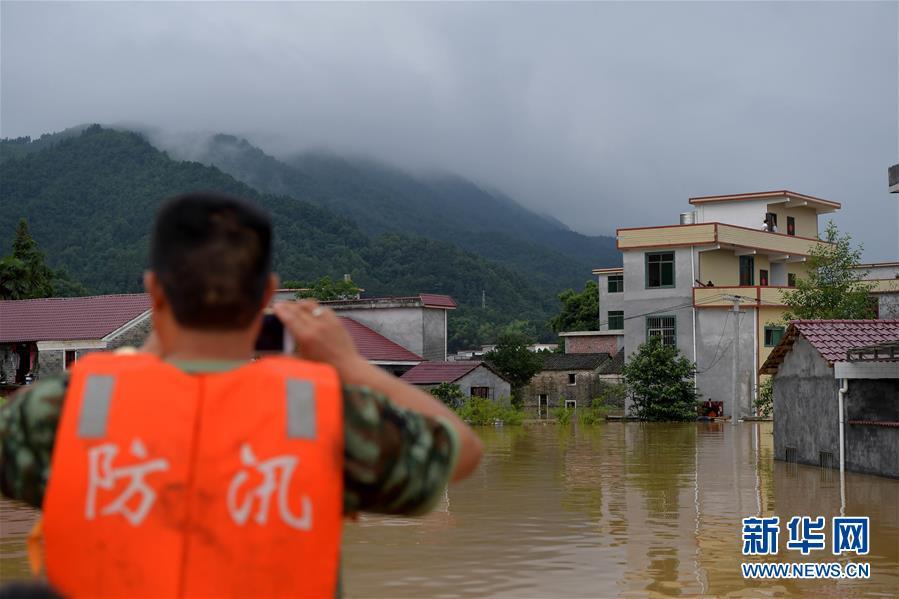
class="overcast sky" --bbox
[2,1,897,260]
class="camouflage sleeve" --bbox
[0,376,68,508]
[342,385,459,516]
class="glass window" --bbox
[739,255,755,286]
[646,315,677,347]
[470,386,490,399]
[607,274,624,293]
[759,269,769,286]
[788,273,797,287]
[608,310,624,330]
[646,252,675,288]
[787,216,796,236]
[764,326,785,347]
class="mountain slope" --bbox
[0,126,552,348]
[166,134,620,291]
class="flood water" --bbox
[2,422,898,597]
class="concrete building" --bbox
[400,361,511,401]
[321,294,456,362]
[760,320,899,479]
[595,190,847,419]
[853,262,899,319]
[336,317,423,376]
[0,294,152,384]
[525,353,613,415]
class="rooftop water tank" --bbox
[680,211,696,225]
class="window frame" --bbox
[764,325,785,347]
[567,373,577,386]
[787,272,797,287]
[739,255,755,286]
[607,274,624,293]
[646,315,677,347]
[64,349,77,371]
[759,269,769,287]
[470,386,491,399]
[786,216,796,236]
[645,251,676,289]
[607,310,624,330]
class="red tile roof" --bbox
[0,294,151,343]
[339,317,422,363]
[400,361,488,384]
[418,294,457,309]
[760,320,899,374]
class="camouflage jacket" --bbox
[0,361,458,516]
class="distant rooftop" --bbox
[400,361,500,384]
[339,317,422,364]
[539,353,611,371]
[0,294,150,343]
[688,190,840,213]
[760,320,899,374]
[322,293,457,310]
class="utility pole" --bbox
[482,289,486,310]
[731,295,742,425]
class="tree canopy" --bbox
[0,218,56,299]
[549,280,599,333]
[623,336,698,421]
[782,221,875,321]
[485,331,544,408]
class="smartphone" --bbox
[255,312,296,354]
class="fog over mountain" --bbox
[2,1,896,260]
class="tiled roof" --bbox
[539,353,611,371]
[400,361,493,384]
[418,294,457,309]
[339,317,422,363]
[760,320,899,374]
[0,294,151,343]
[597,348,625,375]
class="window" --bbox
[537,394,549,419]
[646,252,675,288]
[565,400,577,409]
[567,373,577,385]
[788,272,797,287]
[608,310,624,330]
[607,274,624,293]
[764,326,785,347]
[764,212,778,232]
[646,315,677,347]
[759,269,769,287]
[787,216,796,236]
[64,350,77,370]
[739,255,755,286]
[470,386,490,399]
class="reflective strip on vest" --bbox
[77,375,115,438]
[286,379,316,439]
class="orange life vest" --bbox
[43,352,343,599]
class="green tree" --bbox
[782,221,875,321]
[430,382,465,408]
[485,331,544,408]
[549,280,599,333]
[286,276,361,301]
[623,336,698,421]
[0,218,55,299]
[755,377,773,418]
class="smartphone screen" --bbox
[254,313,295,354]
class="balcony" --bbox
[618,222,828,259]
[693,286,790,308]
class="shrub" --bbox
[430,382,465,409]
[595,381,626,409]
[552,406,573,424]
[755,377,773,418]
[456,396,523,425]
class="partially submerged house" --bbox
[760,320,899,479]
[0,294,152,383]
[400,361,511,401]
[525,353,613,415]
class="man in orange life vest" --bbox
[0,192,483,598]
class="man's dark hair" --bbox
[150,192,272,330]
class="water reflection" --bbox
[1,423,896,597]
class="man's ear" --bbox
[143,271,166,312]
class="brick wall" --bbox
[564,335,620,355]
[524,369,603,409]
[106,316,153,350]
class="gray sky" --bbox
[2,1,897,260]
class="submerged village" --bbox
[1,166,898,594]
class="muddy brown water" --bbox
[2,422,897,597]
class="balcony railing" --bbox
[693,286,790,308]
[618,222,828,257]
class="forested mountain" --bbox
[165,134,620,292]
[0,126,555,349]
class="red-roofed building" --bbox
[321,294,457,362]
[760,320,899,479]
[401,361,511,401]
[0,294,152,384]
[338,317,422,376]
